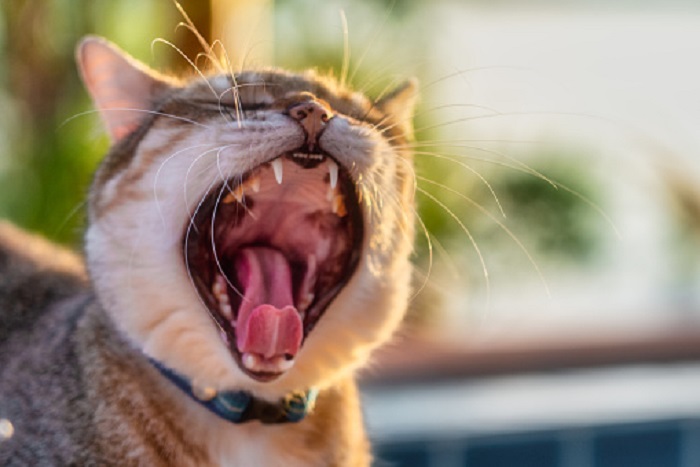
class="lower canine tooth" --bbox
[278,358,295,372]
[242,353,260,370]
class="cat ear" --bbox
[376,78,419,140]
[76,36,174,143]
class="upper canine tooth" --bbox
[328,160,338,189]
[271,158,283,184]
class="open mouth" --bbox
[184,152,363,382]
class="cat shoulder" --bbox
[0,222,87,343]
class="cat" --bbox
[0,34,417,466]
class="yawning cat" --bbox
[0,34,416,465]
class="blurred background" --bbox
[2,0,700,465]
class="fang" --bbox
[271,158,283,184]
[328,159,338,189]
[242,352,260,370]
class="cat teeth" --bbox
[277,358,295,372]
[271,158,283,184]
[241,352,296,372]
[213,274,233,320]
[222,185,244,204]
[242,353,260,371]
[223,176,261,204]
[220,304,233,320]
[327,159,338,189]
[212,276,225,296]
[292,152,324,161]
[298,293,314,312]
[298,254,317,311]
[248,174,261,193]
[222,192,235,204]
[332,194,347,217]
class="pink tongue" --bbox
[234,247,302,360]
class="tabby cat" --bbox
[0,34,416,466]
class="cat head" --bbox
[77,36,416,398]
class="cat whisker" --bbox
[151,38,219,100]
[389,156,435,301]
[182,177,226,333]
[412,150,505,218]
[419,65,534,94]
[402,138,541,147]
[412,145,620,239]
[215,148,256,218]
[393,110,613,144]
[59,108,212,131]
[416,186,491,310]
[373,102,507,138]
[359,75,409,123]
[209,183,247,303]
[183,145,239,224]
[211,40,245,128]
[172,0,225,74]
[339,9,351,90]
[410,208,434,302]
[51,200,88,241]
[153,143,220,229]
[347,0,397,86]
[404,142,559,190]
[418,175,551,297]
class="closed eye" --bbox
[188,99,270,113]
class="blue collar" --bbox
[149,358,318,424]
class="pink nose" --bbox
[287,100,334,152]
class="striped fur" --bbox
[0,37,416,465]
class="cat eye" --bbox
[192,100,270,113]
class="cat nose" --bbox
[287,99,334,152]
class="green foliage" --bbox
[0,0,183,247]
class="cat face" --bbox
[78,37,416,397]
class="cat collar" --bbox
[149,358,318,424]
